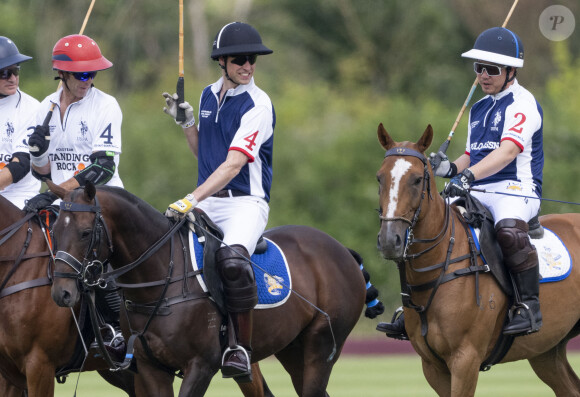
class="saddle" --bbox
[453,194,543,296]
[187,208,268,316]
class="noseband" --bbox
[54,196,113,289]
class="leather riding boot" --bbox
[222,310,254,381]
[216,245,257,382]
[495,219,542,336]
[376,307,408,340]
[503,264,543,336]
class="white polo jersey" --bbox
[36,86,123,187]
[0,90,41,208]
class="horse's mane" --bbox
[95,185,165,219]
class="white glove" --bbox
[162,92,195,128]
[429,151,455,178]
[165,194,198,220]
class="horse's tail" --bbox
[349,248,385,319]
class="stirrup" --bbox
[376,306,408,341]
[221,345,252,379]
[503,303,542,336]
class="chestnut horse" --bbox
[375,123,580,397]
[0,195,135,396]
[48,182,380,397]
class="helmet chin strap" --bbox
[500,67,517,92]
[219,57,234,83]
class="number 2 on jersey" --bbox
[508,113,526,134]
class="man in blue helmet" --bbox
[378,27,543,339]
[162,22,274,382]
[0,36,40,208]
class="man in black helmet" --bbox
[0,36,40,208]
[379,27,544,339]
[163,22,275,382]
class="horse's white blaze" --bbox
[386,159,412,218]
[64,216,70,227]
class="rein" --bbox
[54,196,189,372]
[0,213,52,299]
[381,148,489,342]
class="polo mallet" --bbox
[41,0,97,129]
[430,0,519,170]
[175,0,186,123]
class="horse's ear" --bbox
[84,181,96,201]
[377,123,395,150]
[45,179,67,199]
[417,124,434,154]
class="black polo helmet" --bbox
[211,22,272,60]
[0,36,32,70]
[462,27,524,68]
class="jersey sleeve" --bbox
[229,104,273,163]
[14,95,40,154]
[91,98,123,154]
[501,100,542,152]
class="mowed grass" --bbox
[55,352,580,396]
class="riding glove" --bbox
[429,151,457,178]
[28,124,51,166]
[165,194,198,220]
[25,191,58,212]
[444,169,475,197]
[162,92,195,128]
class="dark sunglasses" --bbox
[230,54,257,66]
[0,66,20,80]
[71,71,97,81]
[473,62,503,76]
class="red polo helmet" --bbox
[52,34,112,72]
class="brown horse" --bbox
[0,195,135,397]
[375,123,580,397]
[48,182,380,397]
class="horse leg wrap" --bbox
[216,245,258,312]
[495,219,542,335]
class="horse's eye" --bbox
[413,176,423,186]
[81,229,91,240]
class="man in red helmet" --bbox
[163,22,275,382]
[26,34,125,358]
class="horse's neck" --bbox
[0,197,24,231]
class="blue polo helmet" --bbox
[211,22,272,59]
[462,27,524,68]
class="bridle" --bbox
[379,147,452,261]
[52,192,187,372]
[54,196,113,289]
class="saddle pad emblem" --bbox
[188,231,292,309]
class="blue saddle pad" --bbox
[470,226,572,283]
[188,231,292,309]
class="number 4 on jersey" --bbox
[244,131,259,151]
[100,123,113,145]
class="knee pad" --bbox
[216,245,253,285]
[216,245,257,311]
[495,218,537,272]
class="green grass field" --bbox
[55,352,580,396]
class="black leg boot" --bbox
[503,263,543,336]
[216,245,257,383]
[221,310,254,381]
[376,306,408,340]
